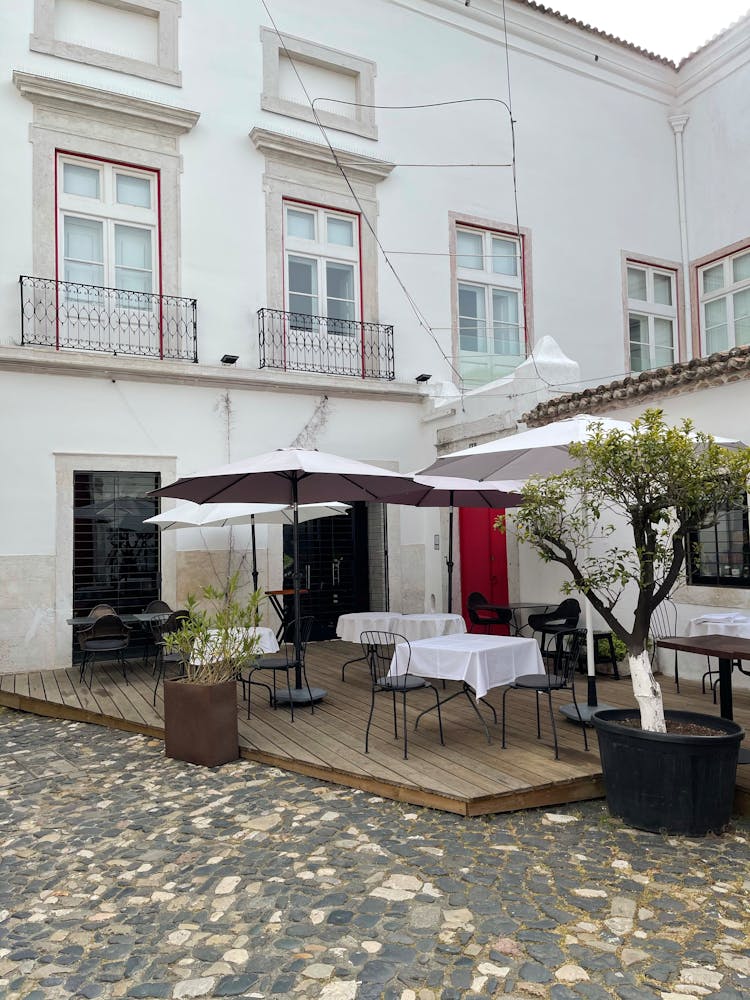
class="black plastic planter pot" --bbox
[592,709,745,836]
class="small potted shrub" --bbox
[162,573,263,767]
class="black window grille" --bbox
[73,471,161,656]
[688,497,750,588]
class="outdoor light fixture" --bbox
[220,354,239,365]
[415,373,432,383]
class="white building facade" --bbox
[2,0,750,671]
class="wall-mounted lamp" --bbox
[220,354,239,365]
[415,373,432,383]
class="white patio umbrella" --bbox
[381,476,525,613]
[151,448,424,702]
[420,414,747,721]
[144,500,350,590]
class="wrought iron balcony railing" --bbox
[20,275,198,362]
[258,307,394,380]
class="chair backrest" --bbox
[649,598,677,641]
[467,592,489,610]
[88,603,116,620]
[145,599,172,614]
[279,616,315,664]
[529,598,581,633]
[86,614,129,642]
[159,610,190,636]
[360,630,408,685]
[547,628,584,685]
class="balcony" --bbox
[20,275,198,362]
[258,308,394,380]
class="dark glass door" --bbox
[282,502,383,639]
[73,470,160,656]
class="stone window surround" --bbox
[53,451,177,668]
[690,235,750,360]
[260,26,377,141]
[30,0,182,87]
[251,127,395,327]
[14,71,199,295]
[621,250,684,371]
[448,211,533,372]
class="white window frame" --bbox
[697,247,750,355]
[455,225,526,383]
[57,154,160,303]
[626,262,677,373]
[283,200,360,334]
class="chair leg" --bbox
[285,668,294,723]
[402,691,408,759]
[302,665,314,714]
[501,687,511,748]
[673,650,680,693]
[547,690,559,760]
[365,690,376,754]
[391,690,398,739]
[702,655,715,694]
[535,690,541,739]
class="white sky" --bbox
[548,1,750,61]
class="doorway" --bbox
[458,507,509,629]
[282,502,386,639]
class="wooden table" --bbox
[657,633,750,721]
[264,589,309,640]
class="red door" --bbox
[458,507,509,631]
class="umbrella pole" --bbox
[250,515,259,592]
[446,496,454,614]
[273,477,326,707]
[292,479,303,688]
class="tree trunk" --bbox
[628,650,666,733]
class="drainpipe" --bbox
[669,113,692,361]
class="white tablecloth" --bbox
[388,633,545,700]
[336,612,467,644]
[687,614,750,639]
[192,626,279,665]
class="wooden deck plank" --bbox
[1,640,748,818]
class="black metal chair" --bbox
[528,598,581,661]
[142,600,172,668]
[501,628,588,760]
[466,592,514,634]
[78,614,130,688]
[87,603,117,620]
[152,610,190,704]
[360,630,445,759]
[246,616,314,722]
[650,598,680,692]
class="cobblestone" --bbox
[0,708,748,999]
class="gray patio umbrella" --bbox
[144,500,349,590]
[151,448,424,703]
[381,475,525,613]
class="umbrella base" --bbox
[559,700,616,725]
[273,685,327,706]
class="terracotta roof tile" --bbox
[522,345,750,426]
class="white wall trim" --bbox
[30,0,183,87]
[260,26,377,140]
[250,126,394,184]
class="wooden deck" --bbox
[1,640,748,817]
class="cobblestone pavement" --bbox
[0,709,748,1000]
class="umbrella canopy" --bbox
[144,500,350,529]
[381,476,526,614]
[419,415,635,480]
[151,448,420,505]
[382,475,525,508]
[152,448,424,700]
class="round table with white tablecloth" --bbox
[336,611,467,643]
[687,613,750,639]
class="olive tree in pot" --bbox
[503,409,750,835]
[162,573,263,767]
